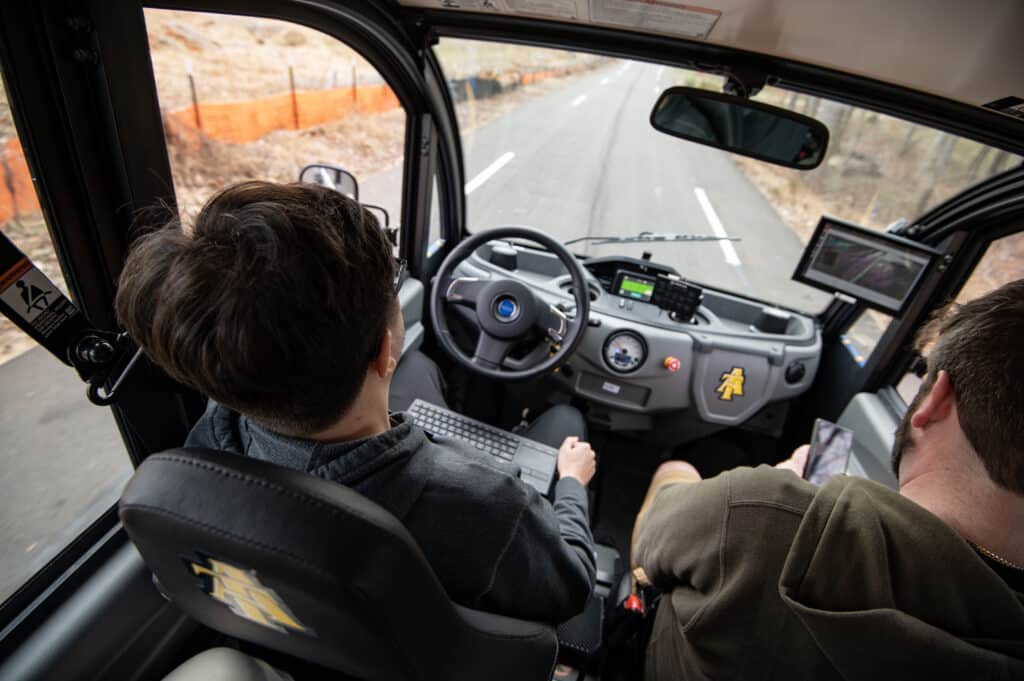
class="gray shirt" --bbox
[186,402,596,624]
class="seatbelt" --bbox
[0,230,137,404]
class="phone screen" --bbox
[804,419,853,485]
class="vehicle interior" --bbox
[0,1,1022,680]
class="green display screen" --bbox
[618,274,655,301]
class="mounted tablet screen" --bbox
[615,271,656,302]
[794,217,937,315]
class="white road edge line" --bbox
[465,152,515,195]
[571,94,587,107]
[693,187,742,266]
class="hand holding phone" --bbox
[803,418,853,485]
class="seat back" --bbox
[120,448,557,681]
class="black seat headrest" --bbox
[120,448,557,681]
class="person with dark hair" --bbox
[116,181,597,624]
[630,280,1024,680]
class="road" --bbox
[0,60,829,603]
[363,61,830,312]
[0,346,129,602]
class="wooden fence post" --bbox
[352,61,359,110]
[185,58,202,131]
[288,59,299,130]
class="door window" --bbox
[0,85,129,605]
[144,9,406,239]
[896,231,1024,403]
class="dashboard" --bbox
[452,241,821,429]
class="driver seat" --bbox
[119,448,558,681]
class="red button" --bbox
[664,356,681,372]
[624,594,645,614]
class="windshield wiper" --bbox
[564,231,741,246]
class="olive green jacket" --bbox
[635,467,1024,680]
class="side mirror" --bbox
[650,87,829,169]
[363,204,389,228]
[299,163,359,199]
[363,204,398,246]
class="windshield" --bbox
[435,38,1020,314]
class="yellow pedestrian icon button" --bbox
[716,367,745,401]
[188,555,312,635]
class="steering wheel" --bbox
[430,226,591,380]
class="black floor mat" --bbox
[589,434,664,559]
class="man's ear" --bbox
[910,370,955,429]
[371,329,397,378]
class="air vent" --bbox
[561,281,600,301]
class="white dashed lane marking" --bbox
[465,152,515,195]
[693,187,742,266]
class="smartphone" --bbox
[803,418,853,485]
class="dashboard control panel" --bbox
[462,245,821,425]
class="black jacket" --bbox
[186,402,596,624]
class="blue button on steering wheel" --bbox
[496,297,518,321]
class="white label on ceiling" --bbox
[589,0,720,40]
[505,0,580,19]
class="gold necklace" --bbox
[970,541,1024,571]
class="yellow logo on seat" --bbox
[188,556,311,635]
[716,367,745,401]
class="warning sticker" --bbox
[590,0,720,40]
[0,231,87,364]
[400,0,721,38]
[0,265,78,339]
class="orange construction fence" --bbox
[166,83,400,147]
[0,138,39,225]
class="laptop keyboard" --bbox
[406,399,557,494]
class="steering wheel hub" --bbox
[478,280,537,338]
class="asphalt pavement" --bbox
[0,346,129,602]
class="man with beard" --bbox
[630,280,1024,681]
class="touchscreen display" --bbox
[795,218,935,314]
[617,273,656,302]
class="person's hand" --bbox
[557,436,597,486]
[775,444,809,476]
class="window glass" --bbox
[0,86,129,604]
[434,38,1021,314]
[145,9,406,234]
[842,309,893,368]
[896,231,1024,404]
[956,231,1024,303]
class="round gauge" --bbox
[603,331,647,373]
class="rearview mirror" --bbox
[651,87,829,169]
[299,163,359,199]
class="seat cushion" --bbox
[161,648,293,681]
